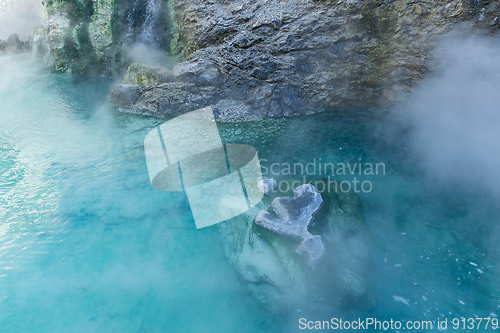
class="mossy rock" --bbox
[123,63,175,87]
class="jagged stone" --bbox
[5,34,22,53]
[172,60,224,86]
[1,34,32,56]
[124,63,175,87]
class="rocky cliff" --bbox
[32,0,173,74]
[34,0,499,115]
[111,0,500,119]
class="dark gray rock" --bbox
[269,84,308,117]
[6,34,22,49]
[295,59,315,74]
[0,34,32,55]
[173,60,224,86]
[2,34,23,54]
[212,99,262,122]
[232,30,262,48]
[262,61,280,72]
[251,68,268,80]
[110,82,222,116]
[106,0,500,119]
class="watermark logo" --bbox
[144,106,264,229]
[260,159,386,194]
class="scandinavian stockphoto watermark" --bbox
[259,158,386,194]
[143,106,264,229]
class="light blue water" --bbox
[1,56,500,332]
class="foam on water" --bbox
[1,57,500,332]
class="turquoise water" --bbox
[1,56,500,332]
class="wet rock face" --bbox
[166,0,499,114]
[172,60,224,85]
[268,84,308,117]
[109,0,499,119]
[218,179,377,314]
[36,0,499,112]
[109,82,220,116]
[109,84,142,107]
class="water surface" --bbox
[1,56,499,332]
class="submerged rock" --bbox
[218,179,377,314]
[212,99,262,123]
[255,184,325,268]
[109,84,142,107]
[101,0,500,118]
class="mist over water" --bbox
[1,32,500,332]
[0,8,42,40]
[392,33,500,198]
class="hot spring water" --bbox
[1,56,500,332]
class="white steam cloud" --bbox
[393,31,500,197]
[0,6,42,40]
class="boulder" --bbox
[109,82,221,116]
[109,84,142,108]
[44,14,71,71]
[212,99,263,122]
[218,179,377,314]
[0,34,32,55]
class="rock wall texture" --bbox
[110,0,500,119]
[34,0,499,114]
[32,0,173,74]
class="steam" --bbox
[124,42,178,67]
[0,7,42,40]
[391,31,500,198]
